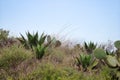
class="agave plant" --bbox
[18,32,49,59]
[18,32,39,49]
[27,32,39,48]
[76,53,98,71]
[35,34,62,59]
[35,44,47,59]
[34,33,51,59]
[84,41,97,54]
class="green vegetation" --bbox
[0,29,16,47]
[94,48,107,59]
[114,40,120,49]
[84,41,97,54]
[0,29,9,41]
[0,28,120,80]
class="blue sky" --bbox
[0,0,120,43]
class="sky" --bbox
[0,0,120,43]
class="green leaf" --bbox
[36,45,47,59]
[39,33,47,46]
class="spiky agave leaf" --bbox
[26,32,33,42]
[84,42,88,50]
[18,33,30,49]
[39,33,47,46]
[26,32,39,48]
[80,54,85,67]
[85,54,92,67]
[84,41,97,54]
[18,34,26,44]
[25,32,32,48]
[89,59,99,69]
[36,44,47,59]
[32,32,39,47]
[80,53,92,69]
[89,41,97,50]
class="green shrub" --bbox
[21,63,83,80]
[0,28,9,41]
[48,49,65,64]
[0,45,32,70]
[21,62,112,80]
[0,29,14,48]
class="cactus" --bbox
[106,55,120,68]
[94,48,107,59]
[55,40,61,47]
[47,35,61,48]
[114,40,120,49]
[47,35,51,43]
[114,40,120,58]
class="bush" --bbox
[0,28,9,41]
[21,62,112,80]
[0,45,33,70]
[22,63,83,80]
